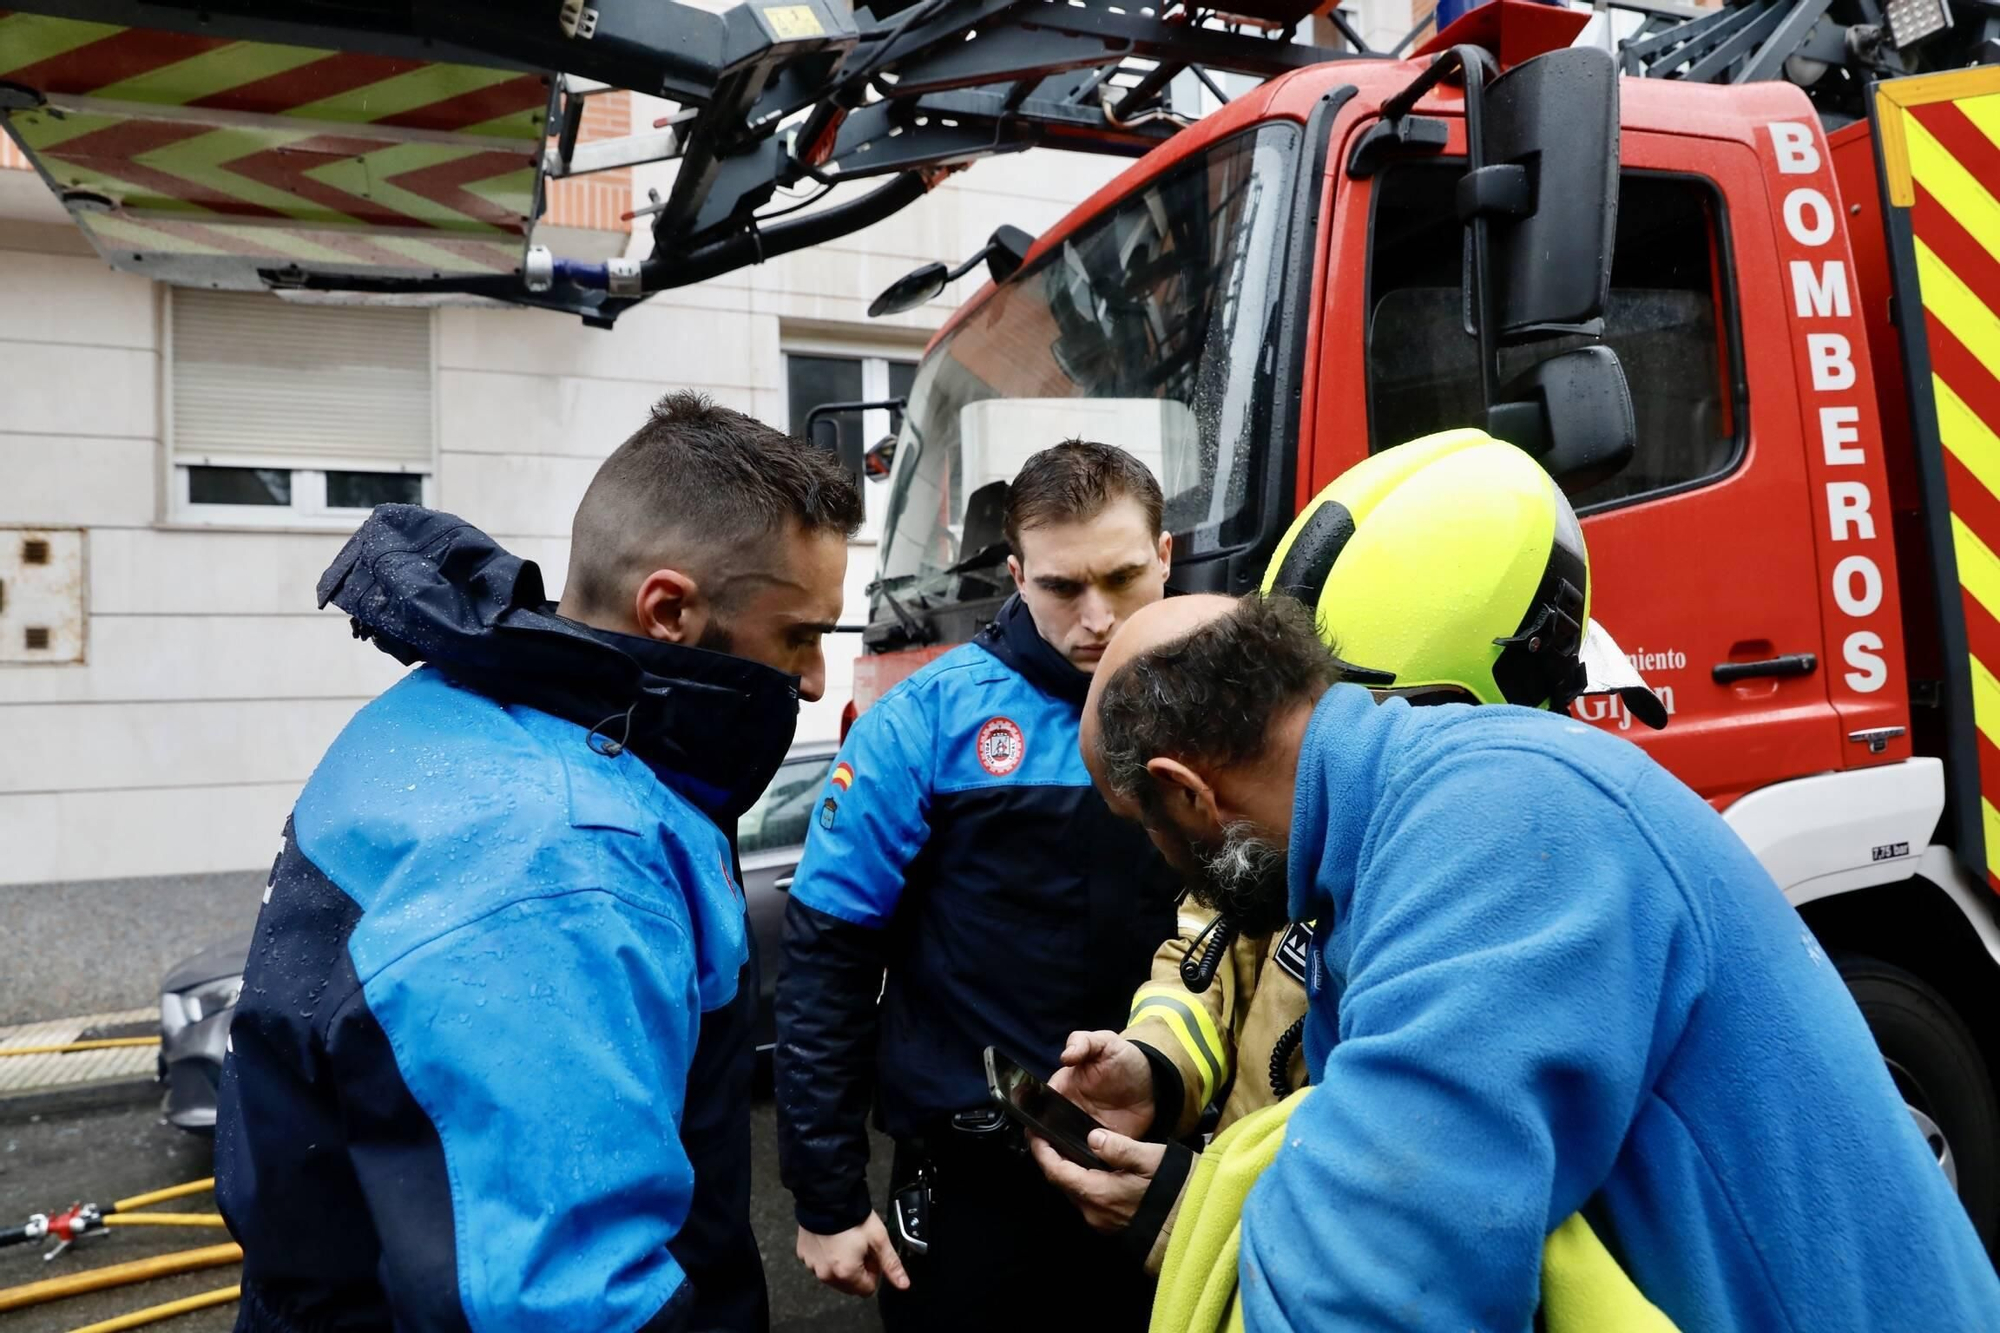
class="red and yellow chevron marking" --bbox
[1880,67,2000,890]
[0,9,543,280]
[0,14,542,139]
[831,762,855,791]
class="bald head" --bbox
[1081,594,1237,785]
[1087,593,1340,814]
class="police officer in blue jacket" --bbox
[214,394,861,1333]
[776,441,1182,1329]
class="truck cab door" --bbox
[1331,127,1844,805]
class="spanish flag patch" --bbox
[830,762,855,791]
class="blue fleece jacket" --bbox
[1239,685,1999,1332]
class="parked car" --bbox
[159,742,840,1130]
[158,933,251,1131]
[738,741,838,1050]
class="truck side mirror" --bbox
[864,434,897,479]
[869,262,950,318]
[1476,45,1619,337]
[868,224,1037,317]
[807,397,907,489]
[986,225,1033,283]
[1487,346,1635,498]
[807,414,865,488]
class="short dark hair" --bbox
[566,391,863,616]
[1004,439,1164,555]
[1097,594,1341,813]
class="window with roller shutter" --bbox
[168,288,435,525]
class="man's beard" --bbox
[695,617,734,654]
[1187,821,1291,937]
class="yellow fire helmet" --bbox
[1261,429,1667,729]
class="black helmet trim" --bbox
[1490,526,1589,711]
[1269,498,1399,687]
[1269,499,1356,604]
[1328,654,1398,688]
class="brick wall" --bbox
[542,90,633,235]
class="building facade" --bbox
[0,5,1415,886]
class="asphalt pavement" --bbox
[2,872,889,1330]
[0,871,266,1027]
[1,1098,890,1332]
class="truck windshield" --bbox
[874,123,1300,619]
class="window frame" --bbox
[1360,163,1749,515]
[163,290,442,528]
[174,463,435,528]
[781,337,926,544]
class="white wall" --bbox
[0,219,394,883]
[0,143,1124,884]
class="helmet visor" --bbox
[1576,620,1669,730]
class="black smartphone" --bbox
[984,1045,1110,1170]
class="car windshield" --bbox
[873,123,1300,617]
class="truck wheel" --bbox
[1838,955,1999,1252]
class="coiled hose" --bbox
[1269,1015,1306,1098]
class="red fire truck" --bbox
[841,13,2000,1247]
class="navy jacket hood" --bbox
[317,504,801,822]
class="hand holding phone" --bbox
[985,1045,1111,1170]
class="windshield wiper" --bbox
[866,538,1014,646]
[866,578,936,645]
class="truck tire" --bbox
[1837,954,1999,1253]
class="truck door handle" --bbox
[773,876,795,892]
[1711,653,1817,684]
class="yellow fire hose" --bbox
[113,1181,214,1212]
[0,1175,239,1329]
[0,1243,242,1312]
[68,1284,241,1333]
[102,1215,228,1231]
[0,1038,160,1057]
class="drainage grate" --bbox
[21,537,49,565]
[24,626,50,650]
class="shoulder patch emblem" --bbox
[1275,921,1314,985]
[820,797,838,830]
[975,716,1025,776]
[830,762,854,791]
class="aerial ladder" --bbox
[0,0,1989,325]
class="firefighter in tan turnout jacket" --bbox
[1031,431,1672,1286]
[1119,910,1311,1269]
